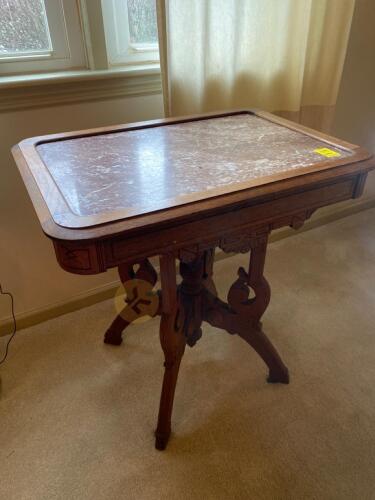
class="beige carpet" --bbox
[1,209,375,500]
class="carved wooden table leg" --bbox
[104,259,158,345]
[105,239,288,449]
[155,254,186,450]
[205,301,289,383]
[203,235,289,384]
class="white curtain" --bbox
[157,0,355,132]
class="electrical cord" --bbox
[0,284,17,366]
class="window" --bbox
[102,0,159,66]
[0,0,159,77]
[0,0,87,74]
[1,0,52,55]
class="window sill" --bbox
[0,64,162,112]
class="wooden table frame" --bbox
[12,110,375,450]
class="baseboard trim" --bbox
[1,197,375,337]
[0,280,121,337]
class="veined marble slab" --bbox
[36,113,353,219]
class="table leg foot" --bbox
[155,430,171,451]
[103,315,129,345]
[236,324,290,385]
[104,329,124,345]
[267,365,290,384]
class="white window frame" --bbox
[101,0,159,67]
[0,0,87,75]
[0,0,160,81]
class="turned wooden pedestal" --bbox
[104,234,289,450]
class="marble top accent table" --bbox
[12,110,375,450]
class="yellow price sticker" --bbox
[314,147,341,158]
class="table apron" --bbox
[53,174,361,274]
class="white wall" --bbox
[331,0,375,196]
[0,93,164,324]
